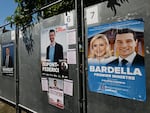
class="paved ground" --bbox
[0,101,16,113]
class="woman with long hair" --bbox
[88,34,116,64]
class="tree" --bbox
[5,0,75,54]
[5,0,129,28]
[5,0,74,28]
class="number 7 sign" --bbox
[86,6,98,25]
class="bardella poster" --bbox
[88,19,146,101]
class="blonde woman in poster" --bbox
[88,34,116,65]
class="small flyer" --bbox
[48,78,64,109]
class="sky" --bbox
[0,0,17,28]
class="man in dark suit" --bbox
[46,29,63,62]
[108,28,144,67]
[3,47,13,68]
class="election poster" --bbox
[1,42,14,76]
[87,19,146,101]
[48,78,64,109]
[41,25,69,78]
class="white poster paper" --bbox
[64,79,73,96]
[67,49,76,64]
[11,30,15,40]
[67,29,76,45]
[41,78,48,91]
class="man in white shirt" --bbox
[108,28,144,67]
[46,29,63,62]
[52,79,63,91]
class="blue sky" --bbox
[0,0,17,27]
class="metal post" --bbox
[15,25,20,113]
[75,0,87,113]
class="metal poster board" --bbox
[41,25,69,79]
[87,19,146,101]
[1,42,14,76]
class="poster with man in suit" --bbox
[41,25,68,78]
[48,78,64,109]
[88,19,146,101]
[2,42,14,76]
